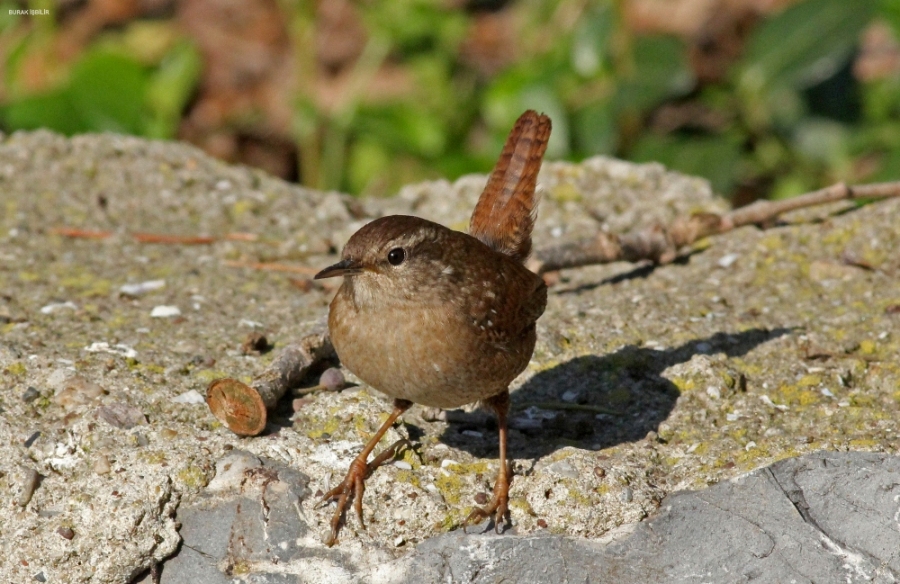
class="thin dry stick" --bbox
[207,330,334,436]
[527,181,900,275]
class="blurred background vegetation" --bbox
[1,0,899,206]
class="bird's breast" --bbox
[328,288,534,409]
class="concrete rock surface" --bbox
[0,131,898,583]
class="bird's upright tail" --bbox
[468,110,552,264]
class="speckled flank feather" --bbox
[468,110,552,264]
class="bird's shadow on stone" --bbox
[436,327,791,461]
[554,252,698,296]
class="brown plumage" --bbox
[469,110,551,262]
[314,110,551,546]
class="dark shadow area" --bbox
[436,327,791,461]
[554,252,697,296]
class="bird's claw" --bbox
[462,474,511,534]
[318,438,411,546]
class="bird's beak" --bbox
[314,258,363,279]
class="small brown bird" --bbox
[314,111,551,546]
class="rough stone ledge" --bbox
[1,131,898,583]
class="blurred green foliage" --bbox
[1,16,200,139]
[286,0,900,200]
[2,0,899,203]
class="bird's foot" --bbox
[318,439,409,546]
[463,469,511,534]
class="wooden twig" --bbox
[52,229,259,244]
[50,227,114,239]
[207,331,334,436]
[527,181,900,275]
[132,233,217,244]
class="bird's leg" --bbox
[319,398,412,546]
[464,390,512,533]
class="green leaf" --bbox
[877,0,900,39]
[347,139,391,195]
[791,117,851,165]
[739,0,876,93]
[630,133,742,194]
[570,4,615,77]
[615,35,693,112]
[68,50,149,134]
[483,71,570,159]
[0,1,22,33]
[355,106,447,158]
[1,89,88,135]
[144,41,202,138]
[868,147,900,183]
[572,101,617,156]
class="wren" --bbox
[314,110,551,546]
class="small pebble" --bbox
[54,376,106,409]
[95,403,147,429]
[119,279,165,297]
[546,460,579,479]
[18,469,41,507]
[24,431,40,447]
[318,368,345,391]
[561,390,579,403]
[717,253,740,268]
[150,305,181,318]
[171,390,205,404]
[40,301,77,314]
[537,518,548,529]
[33,572,46,582]
[21,386,40,403]
[393,461,412,470]
[57,526,75,540]
[84,342,137,359]
[393,536,405,547]
[593,466,606,479]
[619,487,633,503]
[474,492,489,505]
[241,332,270,354]
[93,455,111,475]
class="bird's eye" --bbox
[387,248,406,266]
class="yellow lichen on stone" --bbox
[797,375,821,387]
[671,377,695,392]
[306,415,341,440]
[848,438,879,449]
[193,369,230,384]
[60,273,112,297]
[775,384,819,407]
[433,460,491,506]
[394,470,421,487]
[176,464,209,490]
[859,340,877,355]
[508,496,535,516]
[5,361,26,376]
[140,450,168,464]
[550,182,582,203]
